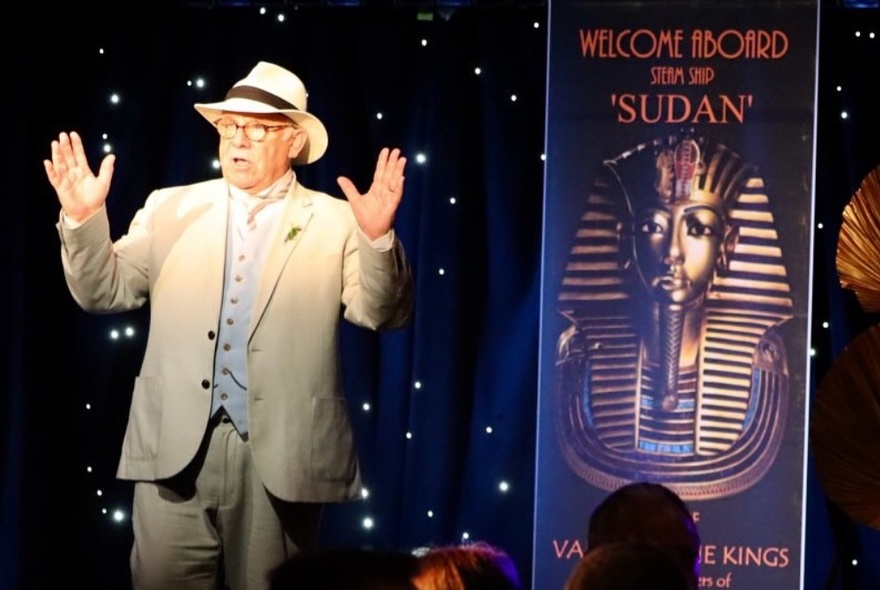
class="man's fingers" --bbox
[337,176,358,202]
[342,148,406,204]
[98,154,116,185]
[55,133,78,173]
[392,155,406,182]
[43,160,60,187]
[390,177,405,204]
[50,139,64,170]
[373,147,390,185]
[377,147,390,168]
[385,155,406,193]
[70,131,89,169]
[376,148,405,189]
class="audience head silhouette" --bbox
[565,541,694,590]
[412,542,521,590]
[586,481,700,583]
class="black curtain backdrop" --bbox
[2,2,880,589]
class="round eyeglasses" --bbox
[214,118,293,142]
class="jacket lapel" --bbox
[249,180,314,340]
[189,180,230,321]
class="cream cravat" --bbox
[227,170,294,235]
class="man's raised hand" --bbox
[44,131,115,223]
[337,147,406,241]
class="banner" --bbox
[534,2,818,588]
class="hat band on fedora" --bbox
[225,85,301,111]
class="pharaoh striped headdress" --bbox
[555,133,794,499]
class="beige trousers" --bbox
[130,416,322,590]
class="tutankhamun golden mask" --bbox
[555,133,793,500]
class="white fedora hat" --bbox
[194,61,328,165]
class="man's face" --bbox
[633,199,725,306]
[217,112,303,194]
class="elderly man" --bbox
[44,61,413,590]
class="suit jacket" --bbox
[58,177,413,502]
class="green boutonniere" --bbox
[285,224,302,242]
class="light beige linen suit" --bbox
[58,176,413,503]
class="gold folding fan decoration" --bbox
[837,165,880,311]
[812,323,880,530]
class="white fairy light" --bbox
[212,159,221,170]
[103,143,112,154]
[499,481,510,493]
[110,329,119,340]
[112,509,126,523]
[125,326,135,338]
[110,93,121,105]
[510,94,518,102]
[277,13,286,23]
[85,403,91,410]
[406,432,413,439]
[421,39,428,47]
[363,517,374,529]
[376,112,384,120]
[449,197,457,204]
[97,489,103,497]
[361,488,370,499]
[427,510,434,518]
[474,67,482,75]
[415,153,427,164]
[485,426,493,434]
[414,381,422,389]
[438,268,445,275]
[362,402,371,412]
[822,321,829,329]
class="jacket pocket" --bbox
[310,397,356,482]
[124,376,163,461]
